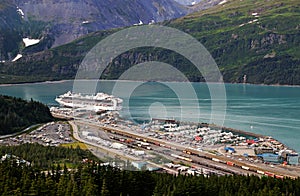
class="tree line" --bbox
[1,143,300,195]
[0,143,97,169]
[0,160,299,196]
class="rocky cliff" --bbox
[0,1,23,61]
[1,0,299,85]
[13,0,188,47]
[174,0,202,5]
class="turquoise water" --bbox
[0,80,299,152]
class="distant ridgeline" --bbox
[0,95,53,135]
[0,0,299,85]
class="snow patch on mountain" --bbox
[16,7,24,18]
[12,54,22,62]
[218,0,227,5]
[23,38,40,47]
[134,20,144,26]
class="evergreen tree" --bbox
[101,179,110,196]
[0,152,299,196]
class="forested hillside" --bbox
[0,95,53,135]
[0,159,299,195]
[0,143,97,168]
[168,0,300,84]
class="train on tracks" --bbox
[181,148,289,179]
[101,125,294,179]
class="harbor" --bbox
[49,98,300,178]
[1,92,300,178]
[48,91,300,177]
[0,85,300,178]
[0,80,299,153]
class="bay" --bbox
[0,80,299,152]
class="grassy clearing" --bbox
[61,142,88,150]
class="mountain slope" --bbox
[168,0,300,84]
[174,0,203,5]
[0,0,189,61]
[0,0,225,60]
[0,1,23,61]
[1,0,299,85]
[13,0,188,47]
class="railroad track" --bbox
[71,119,299,179]
[108,132,235,176]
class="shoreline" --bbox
[53,110,297,154]
[0,79,300,88]
[1,79,299,153]
[167,120,295,152]
[0,79,73,87]
[240,82,300,88]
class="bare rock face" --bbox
[0,0,225,59]
[173,0,203,5]
[0,1,23,60]
[13,0,188,47]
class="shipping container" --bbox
[264,172,275,178]
[241,166,250,170]
[275,175,284,179]
[212,158,220,162]
[257,170,264,174]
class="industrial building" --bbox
[287,155,299,166]
[257,153,282,164]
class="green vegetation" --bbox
[0,156,300,195]
[0,1,51,61]
[167,0,300,84]
[0,95,53,135]
[61,142,88,150]
[0,142,300,195]
[0,0,299,85]
[0,143,97,169]
[0,1,23,60]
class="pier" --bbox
[49,110,300,178]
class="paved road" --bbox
[71,120,256,176]
[0,124,40,139]
[74,119,300,178]
[69,120,180,174]
[55,111,300,179]
[69,120,140,161]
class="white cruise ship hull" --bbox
[55,91,122,113]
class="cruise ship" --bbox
[55,91,123,113]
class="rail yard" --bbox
[50,107,300,179]
[2,106,299,179]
